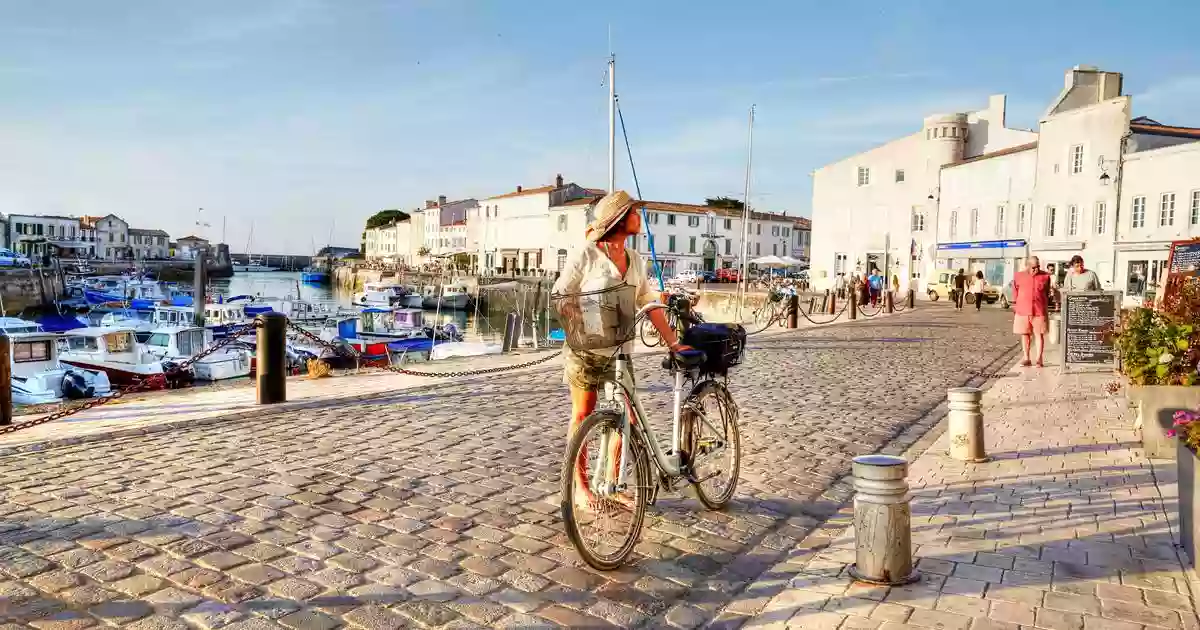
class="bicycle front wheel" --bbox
[639,318,662,347]
[682,380,741,510]
[560,410,651,571]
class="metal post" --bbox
[848,291,858,320]
[886,291,895,314]
[736,105,755,323]
[828,291,837,315]
[907,289,915,309]
[192,248,207,327]
[0,336,11,426]
[947,387,989,462]
[256,312,287,405]
[786,295,798,329]
[849,455,918,585]
[501,312,519,353]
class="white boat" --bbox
[422,283,471,310]
[353,282,407,307]
[140,326,251,381]
[430,341,503,361]
[59,327,170,389]
[232,260,280,273]
[358,308,429,341]
[98,312,155,337]
[8,331,112,405]
[401,285,424,308]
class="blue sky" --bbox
[2,0,1198,254]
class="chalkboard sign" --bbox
[1161,238,1200,307]
[1060,291,1121,370]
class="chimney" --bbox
[425,200,437,209]
[516,186,523,193]
[438,195,447,206]
[555,174,564,188]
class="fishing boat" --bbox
[429,341,503,361]
[421,283,470,310]
[8,331,112,405]
[152,302,252,338]
[357,307,462,344]
[401,285,425,308]
[353,282,408,307]
[140,326,251,381]
[301,267,330,284]
[58,327,174,389]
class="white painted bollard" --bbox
[1047,313,1061,345]
[947,387,990,462]
[849,455,919,585]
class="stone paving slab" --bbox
[741,354,1200,630]
[0,304,1019,629]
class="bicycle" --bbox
[639,288,703,347]
[749,287,788,326]
[560,300,743,570]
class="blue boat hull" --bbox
[301,272,330,284]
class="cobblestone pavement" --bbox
[0,305,1020,629]
[748,355,1200,629]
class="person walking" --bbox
[953,268,967,310]
[1063,254,1101,292]
[1012,255,1051,367]
[552,190,690,509]
[972,270,987,311]
[868,269,884,307]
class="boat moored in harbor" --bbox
[59,327,174,389]
[8,331,112,405]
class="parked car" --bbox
[925,269,1000,304]
[670,269,700,284]
[698,270,717,283]
[716,268,741,283]
[0,249,32,268]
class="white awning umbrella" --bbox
[778,256,804,266]
[749,255,789,267]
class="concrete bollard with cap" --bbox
[947,387,989,462]
[849,454,919,585]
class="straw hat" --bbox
[585,190,639,243]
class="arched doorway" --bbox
[702,239,717,272]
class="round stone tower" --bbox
[922,113,969,167]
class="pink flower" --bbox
[1168,430,1178,438]
[1175,410,1199,426]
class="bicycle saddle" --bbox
[662,347,707,371]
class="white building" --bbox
[547,197,807,277]
[80,214,130,260]
[128,229,170,260]
[364,218,416,263]
[473,175,599,273]
[7,215,89,259]
[812,64,1200,300]
[174,235,210,261]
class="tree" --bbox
[704,197,744,211]
[365,209,410,230]
[417,246,431,257]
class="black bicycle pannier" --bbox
[681,323,746,375]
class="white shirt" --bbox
[553,243,658,354]
[972,277,986,293]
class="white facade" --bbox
[129,229,170,260]
[81,214,131,260]
[364,220,416,263]
[174,236,209,261]
[813,64,1200,301]
[8,215,87,258]
[811,94,1038,290]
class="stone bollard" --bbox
[1047,314,1061,345]
[885,291,895,314]
[256,312,288,405]
[849,455,918,585]
[848,292,858,320]
[787,295,799,329]
[947,387,989,462]
[907,289,915,309]
[828,291,837,315]
[0,336,10,426]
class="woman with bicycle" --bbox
[552,190,690,511]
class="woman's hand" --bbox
[668,342,693,353]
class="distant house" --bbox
[175,235,210,261]
[315,246,360,260]
[80,214,130,260]
[7,215,86,259]
[129,228,171,260]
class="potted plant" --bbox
[1119,278,1200,459]
[1171,407,1200,568]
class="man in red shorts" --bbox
[1012,255,1051,367]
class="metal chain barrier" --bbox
[858,302,885,317]
[796,299,850,326]
[285,320,562,379]
[0,320,263,435]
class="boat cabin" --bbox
[61,327,143,362]
[141,326,211,360]
[360,308,424,335]
[9,332,57,375]
[0,317,43,335]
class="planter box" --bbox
[1131,385,1200,459]
[1180,441,1200,569]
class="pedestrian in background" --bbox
[972,270,987,311]
[868,269,884,307]
[953,268,967,310]
[1063,255,1101,292]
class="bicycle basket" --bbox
[551,283,638,351]
[681,323,747,375]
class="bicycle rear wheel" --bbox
[560,410,651,570]
[681,380,741,509]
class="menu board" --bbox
[1161,238,1200,306]
[1060,291,1121,369]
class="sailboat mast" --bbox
[607,52,616,193]
[736,105,756,321]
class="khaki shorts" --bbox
[1013,314,1048,335]
[563,348,634,392]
